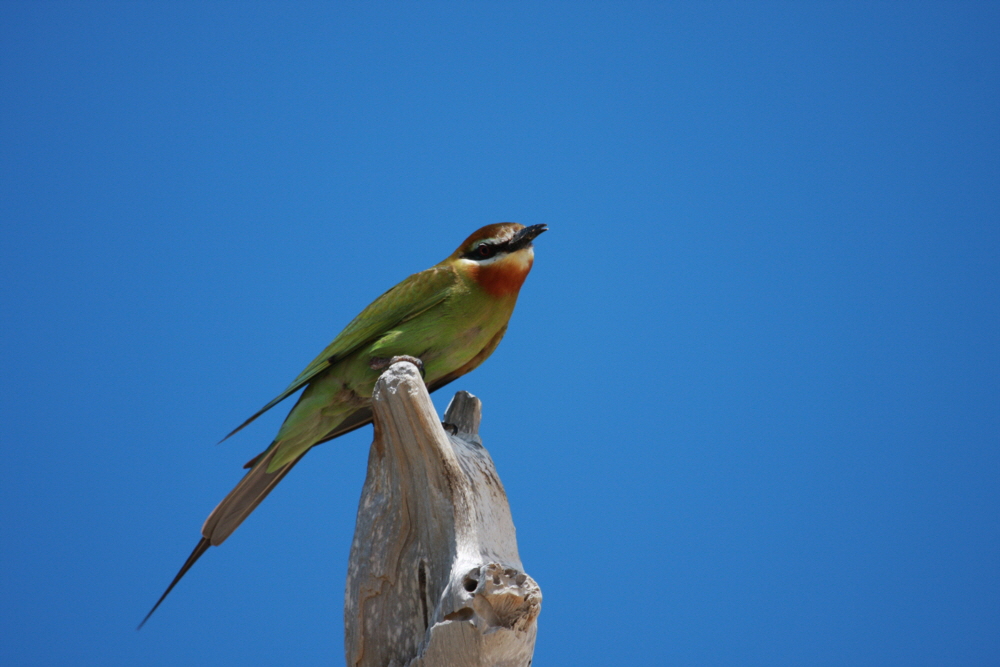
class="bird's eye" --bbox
[476,244,495,259]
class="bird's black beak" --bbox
[509,224,548,251]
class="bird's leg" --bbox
[370,354,425,378]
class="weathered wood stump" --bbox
[345,360,541,667]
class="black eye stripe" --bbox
[464,242,502,260]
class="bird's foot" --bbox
[441,422,459,435]
[370,354,425,377]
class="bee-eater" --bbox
[139,222,546,628]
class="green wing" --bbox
[219,265,459,442]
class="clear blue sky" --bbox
[1,3,997,665]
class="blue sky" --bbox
[1,3,997,665]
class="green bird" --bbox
[139,222,547,628]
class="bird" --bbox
[139,222,547,628]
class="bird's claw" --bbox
[370,355,425,377]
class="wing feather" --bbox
[219,265,458,442]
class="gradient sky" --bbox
[2,3,998,666]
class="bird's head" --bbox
[446,223,548,298]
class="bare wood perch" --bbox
[345,360,541,667]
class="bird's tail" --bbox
[200,445,303,546]
[138,406,377,628]
[137,446,304,629]
[137,537,210,629]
